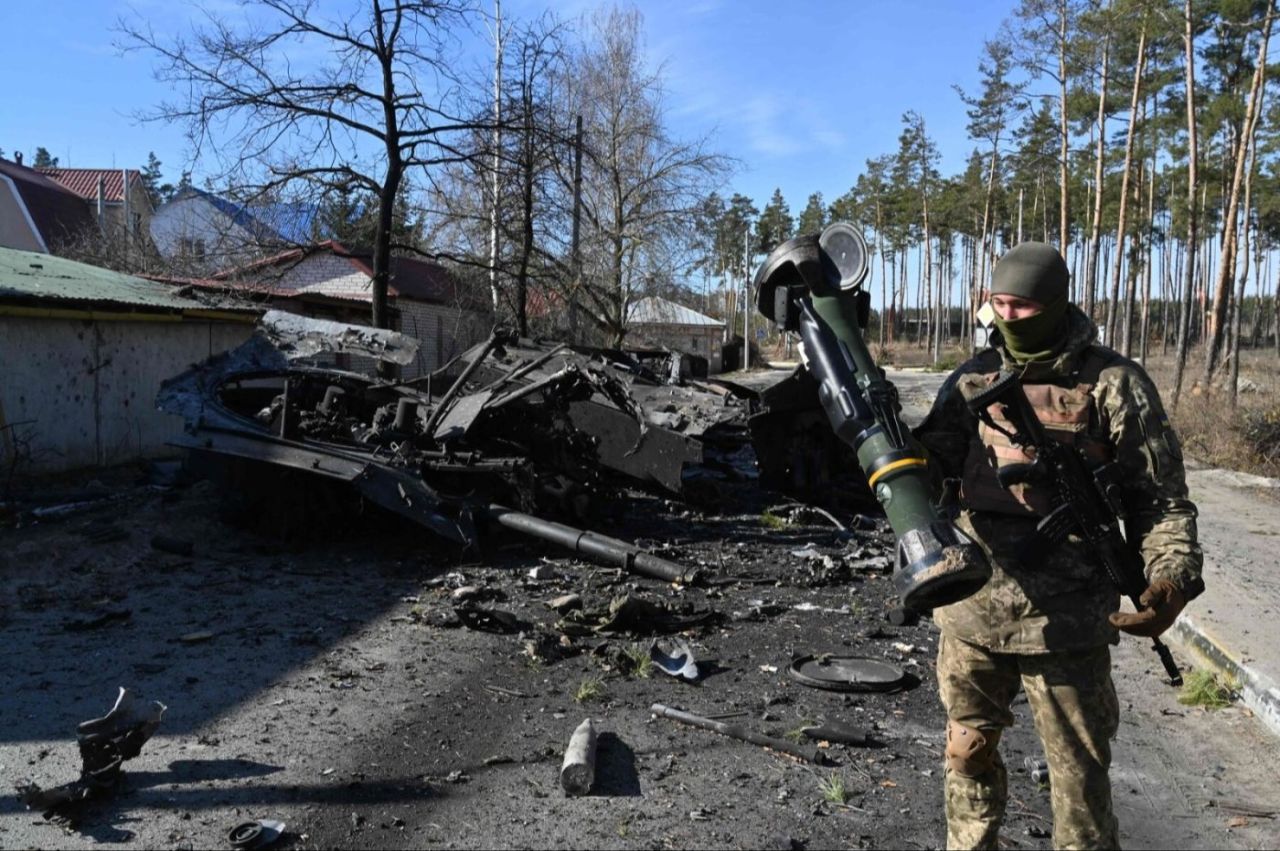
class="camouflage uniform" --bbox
[914,303,1203,850]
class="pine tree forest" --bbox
[699,0,1279,417]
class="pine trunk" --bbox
[1171,0,1199,410]
[1107,20,1148,353]
[1085,34,1111,324]
[1203,5,1273,385]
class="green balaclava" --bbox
[990,242,1070,363]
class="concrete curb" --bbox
[1169,614,1280,738]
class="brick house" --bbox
[213,241,490,378]
[37,166,153,245]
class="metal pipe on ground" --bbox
[485,504,700,585]
[650,703,828,764]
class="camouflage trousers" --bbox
[937,635,1120,850]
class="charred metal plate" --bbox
[567,400,701,493]
[433,389,493,442]
[788,654,906,692]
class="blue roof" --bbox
[179,187,329,245]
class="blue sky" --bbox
[1,0,1022,217]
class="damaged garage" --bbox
[0,246,259,476]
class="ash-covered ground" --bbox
[6,462,1279,851]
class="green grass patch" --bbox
[818,772,849,805]
[623,643,654,679]
[1177,669,1236,709]
[783,720,816,744]
[574,676,606,703]
[759,511,787,530]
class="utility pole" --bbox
[570,114,583,342]
[488,0,503,314]
[742,225,750,371]
[1017,187,1024,244]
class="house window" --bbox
[690,336,699,351]
[179,238,207,260]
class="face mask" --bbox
[992,294,1068,363]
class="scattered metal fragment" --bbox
[801,722,874,747]
[180,630,216,644]
[547,594,583,615]
[561,594,718,636]
[1024,756,1050,785]
[649,638,701,681]
[454,606,528,634]
[651,703,830,765]
[18,688,166,825]
[560,718,598,796]
[787,655,907,693]
[228,818,287,850]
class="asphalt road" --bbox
[2,365,1278,850]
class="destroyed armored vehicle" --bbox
[157,312,762,581]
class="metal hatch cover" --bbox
[788,654,906,692]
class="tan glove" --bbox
[1108,579,1186,638]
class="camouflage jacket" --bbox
[913,305,1204,653]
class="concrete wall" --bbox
[0,316,254,474]
[629,323,724,373]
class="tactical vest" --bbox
[959,349,1115,517]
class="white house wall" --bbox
[630,323,724,373]
[0,316,253,474]
[275,254,373,299]
[149,196,255,269]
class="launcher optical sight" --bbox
[754,223,990,611]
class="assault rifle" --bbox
[964,369,1183,686]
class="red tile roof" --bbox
[36,168,142,204]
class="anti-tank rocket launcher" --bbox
[754,223,990,611]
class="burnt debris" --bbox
[157,313,777,579]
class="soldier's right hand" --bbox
[1108,579,1186,638]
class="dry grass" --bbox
[1142,349,1280,478]
[1177,668,1238,709]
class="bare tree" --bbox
[120,0,491,347]
[561,7,729,347]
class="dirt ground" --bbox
[3,368,1280,850]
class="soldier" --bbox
[913,242,1204,850]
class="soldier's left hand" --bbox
[1108,579,1186,638]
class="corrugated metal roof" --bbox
[628,296,724,327]
[37,167,141,203]
[0,245,258,314]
